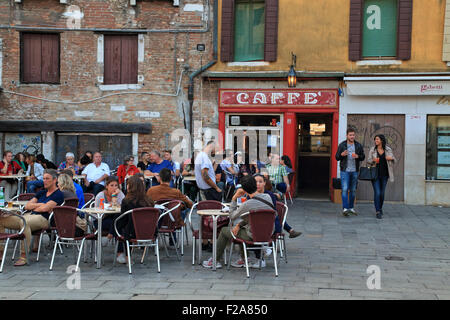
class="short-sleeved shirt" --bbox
[82,162,110,186]
[346,143,356,172]
[32,189,65,220]
[265,164,288,185]
[220,159,239,184]
[58,161,80,175]
[147,160,173,174]
[195,151,216,190]
[137,161,148,172]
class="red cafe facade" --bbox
[218,88,340,201]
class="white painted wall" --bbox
[340,87,450,205]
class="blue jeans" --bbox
[340,171,358,209]
[26,180,44,193]
[275,182,287,194]
[371,176,389,212]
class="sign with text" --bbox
[219,89,337,108]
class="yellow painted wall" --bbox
[212,0,448,73]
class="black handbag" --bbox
[332,178,341,189]
[358,166,378,181]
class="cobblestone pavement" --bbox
[0,200,449,300]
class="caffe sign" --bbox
[219,89,337,108]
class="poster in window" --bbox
[267,134,278,148]
[437,166,450,180]
[437,151,450,165]
[438,136,450,149]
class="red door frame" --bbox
[218,105,339,201]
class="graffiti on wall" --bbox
[4,133,41,156]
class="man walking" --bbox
[335,128,365,216]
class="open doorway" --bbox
[297,114,333,200]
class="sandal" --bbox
[14,256,27,267]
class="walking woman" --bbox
[368,134,396,219]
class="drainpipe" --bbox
[188,0,218,154]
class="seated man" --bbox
[144,150,173,187]
[202,175,274,269]
[82,152,110,196]
[0,150,22,201]
[0,169,64,266]
[147,168,192,223]
[264,153,290,196]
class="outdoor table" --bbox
[1,174,28,197]
[73,175,85,185]
[181,176,197,200]
[197,209,230,271]
[81,206,121,269]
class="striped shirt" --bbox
[266,164,288,185]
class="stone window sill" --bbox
[99,84,142,91]
[356,60,402,66]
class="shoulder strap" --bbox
[252,195,275,210]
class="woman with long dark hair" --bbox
[280,155,293,174]
[368,134,396,219]
[114,175,155,263]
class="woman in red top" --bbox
[0,150,23,201]
[117,155,140,185]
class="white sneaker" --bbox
[251,259,266,269]
[202,257,222,269]
[117,253,127,264]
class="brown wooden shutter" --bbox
[22,33,42,83]
[221,0,235,62]
[348,0,363,61]
[41,34,59,83]
[397,0,412,60]
[104,35,122,84]
[264,0,278,62]
[120,35,138,84]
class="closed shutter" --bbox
[221,0,235,62]
[349,0,363,61]
[264,0,278,62]
[22,33,59,83]
[41,34,59,83]
[104,35,122,85]
[120,35,138,84]
[104,35,137,85]
[397,0,412,60]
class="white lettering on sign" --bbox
[271,92,284,104]
[253,93,267,104]
[366,5,381,30]
[304,93,318,104]
[288,92,301,104]
[236,93,249,104]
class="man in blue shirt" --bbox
[61,169,85,209]
[144,150,173,186]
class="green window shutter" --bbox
[362,0,398,58]
[234,0,265,62]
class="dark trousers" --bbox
[371,176,389,212]
[83,181,105,196]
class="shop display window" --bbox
[426,115,450,180]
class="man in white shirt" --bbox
[195,140,223,201]
[82,152,110,195]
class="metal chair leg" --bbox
[243,243,250,278]
[49,236,59,271]
[272,241,278,277]
[11,240,18,261]
[126,241,132,274]
[76,239,85,272]
[192,237,195,265]
[36,233,44,261]
[170,233,181,261]
[156,240,160,273]
[227,242,234,270]
[0,238,10,273]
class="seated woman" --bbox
[113,175,155,264]
[94,176,125,238]
[77,154,92,174]
[259,174,301,238]
[281,155,294,174]
[25,154,45,193]
[117,155,140,186]
[13,152,27,172]
[58,152,80,175]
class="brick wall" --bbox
[0,0,217,156]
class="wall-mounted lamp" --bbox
[287,52,297,88]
